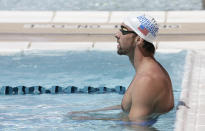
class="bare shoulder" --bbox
[134,74,162,89]
[134,75,153,89]
[132,75,160,96]
[132,74,168,100]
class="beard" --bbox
[117,46,129,55]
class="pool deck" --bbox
[0,11,205,42]
[175,50,205,131]
[0,11,205,131]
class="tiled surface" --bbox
[167,11,205,23]
[0,11,205,23]
[109,11,165,23]
[92,42,117,51]
[30,42,93,50]
[197,52,205,129]
[197,126,205,131]
[197,115,205,125]
[0,11,53,23]
[53,11,109,23]
[158,41,205,50]
[156,49,182,53]
[175,50,205,131]
[0,41,29,50]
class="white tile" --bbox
[30,42,93,50]
[93,42,117,51]
[0,11,53,23]
[199,84,205,89]
[189,106,198,114]
[196,126,205,131]
[199,96,205,104]
[0,41,29,50]
[175,108,186,119]
[197,126,205,131]
[174,121,184,131]
[53,11,109,23]
[199,105,205,114]
[167,11,205,23]
[197,115,205,125]
[110,11,165,23]
[156,49,182,53]
[186,114,196,123]
[185,123,195,131]
[158,41,205,50]
[185,127,196,131]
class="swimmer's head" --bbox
[123,14,159,44]
[115,14,159,55]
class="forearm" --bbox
[71,116,121,121]
[69,105,121,115]
[94,105,121,111]
[84,105,121,113]
[71,113,129,122]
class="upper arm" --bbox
[128,76,157,122]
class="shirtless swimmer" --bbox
[69,14,174,127]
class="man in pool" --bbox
[69,14,174,127]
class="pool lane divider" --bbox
[0,85,125,95]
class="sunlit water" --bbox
[0,50,186,131]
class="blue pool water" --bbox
[0,50,186,131]
[0,0,202,11]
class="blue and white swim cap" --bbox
[123,14,159,43]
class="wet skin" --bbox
[116,23,174,122]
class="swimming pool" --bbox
[0,0,202,11]
[0,50,186,131]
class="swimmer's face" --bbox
[115,23,137,55]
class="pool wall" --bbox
[0,11,205,131]
[0,11,205,42]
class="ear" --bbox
[135,37,144,46]
[139,37,144,44]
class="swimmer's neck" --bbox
[128,46,155,72]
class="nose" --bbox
[115,31,120,40]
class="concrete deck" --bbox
[0,11,205,42]
[0,11,205,131]
[174,50,205,131]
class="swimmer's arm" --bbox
[68,105,121,114]
[71,114,129,121]
[71,116,122,121]
[128,77,156,122]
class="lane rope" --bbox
[0,85,126,95]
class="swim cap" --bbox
[123,14,159,43]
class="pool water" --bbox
[0,50,187,131]
[0,0,202,11]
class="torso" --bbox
[121,60,174,119]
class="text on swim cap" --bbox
[137,16,158,37]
